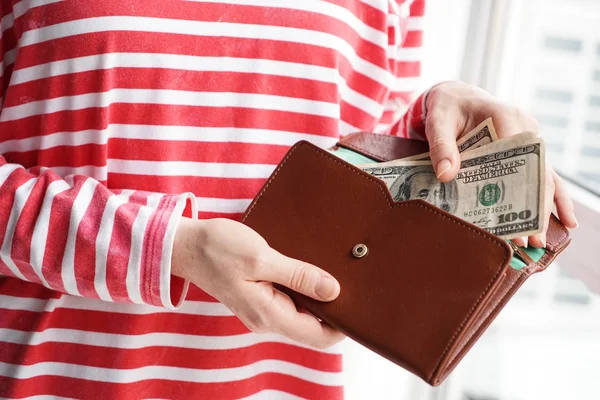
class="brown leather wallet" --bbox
[242,132,571,386]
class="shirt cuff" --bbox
[405,89,428,140]
[144,192,197,309]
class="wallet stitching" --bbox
[530,229,569,273]
[243,141,511,381]
[545,217,570,253]
[537,251,556,270]
[442,272,526,381]
[243,144,306,220]
[430,261,508,381]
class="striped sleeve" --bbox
[0,159,196,309]
[380,0,428,139]
[0,4,194,309]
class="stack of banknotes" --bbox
[358,119,546,240]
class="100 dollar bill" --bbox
[358,132,545,239]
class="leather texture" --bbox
[241,134,572,386]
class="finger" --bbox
[265,286,345,349]
[511,237,528,248]
[530,167,554,248]
[552,170,578,229]
[297,306,322,321]
[493,108,538,139]
[260,250,340,302]
[425,108,462,182]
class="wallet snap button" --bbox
[352,244,368,258]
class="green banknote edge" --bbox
[328,146,547,270]
[328,146,378,164]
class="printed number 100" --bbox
[498,210,532,223]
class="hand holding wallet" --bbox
[242,133,571,386]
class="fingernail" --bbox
[523,237,528,248]
[316,276,337,300]
[436,159,452,179]
[574,217,579,228]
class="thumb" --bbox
[265,250,340,302]
[425,110,461,182]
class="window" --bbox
[536,115,570,128]
[544,36,583,53]
[535,88,574,103]
[586,120,600,133]
[579,172,600,183]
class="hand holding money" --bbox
[416,82,577,247]
[358,125,545,240]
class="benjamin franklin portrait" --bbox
[389,166,458,213]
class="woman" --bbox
[0,1,577,398]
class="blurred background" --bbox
[343,0,600,399]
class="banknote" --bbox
[358,132,545,239]
[402,118,499,161]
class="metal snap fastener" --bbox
[352,243,368,258]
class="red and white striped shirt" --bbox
[0,1,427,398]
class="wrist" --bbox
[171,216,203,280]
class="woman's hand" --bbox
[171,217,344,349]
[424,81,578,248]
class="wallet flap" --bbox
[242,141,512,383]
